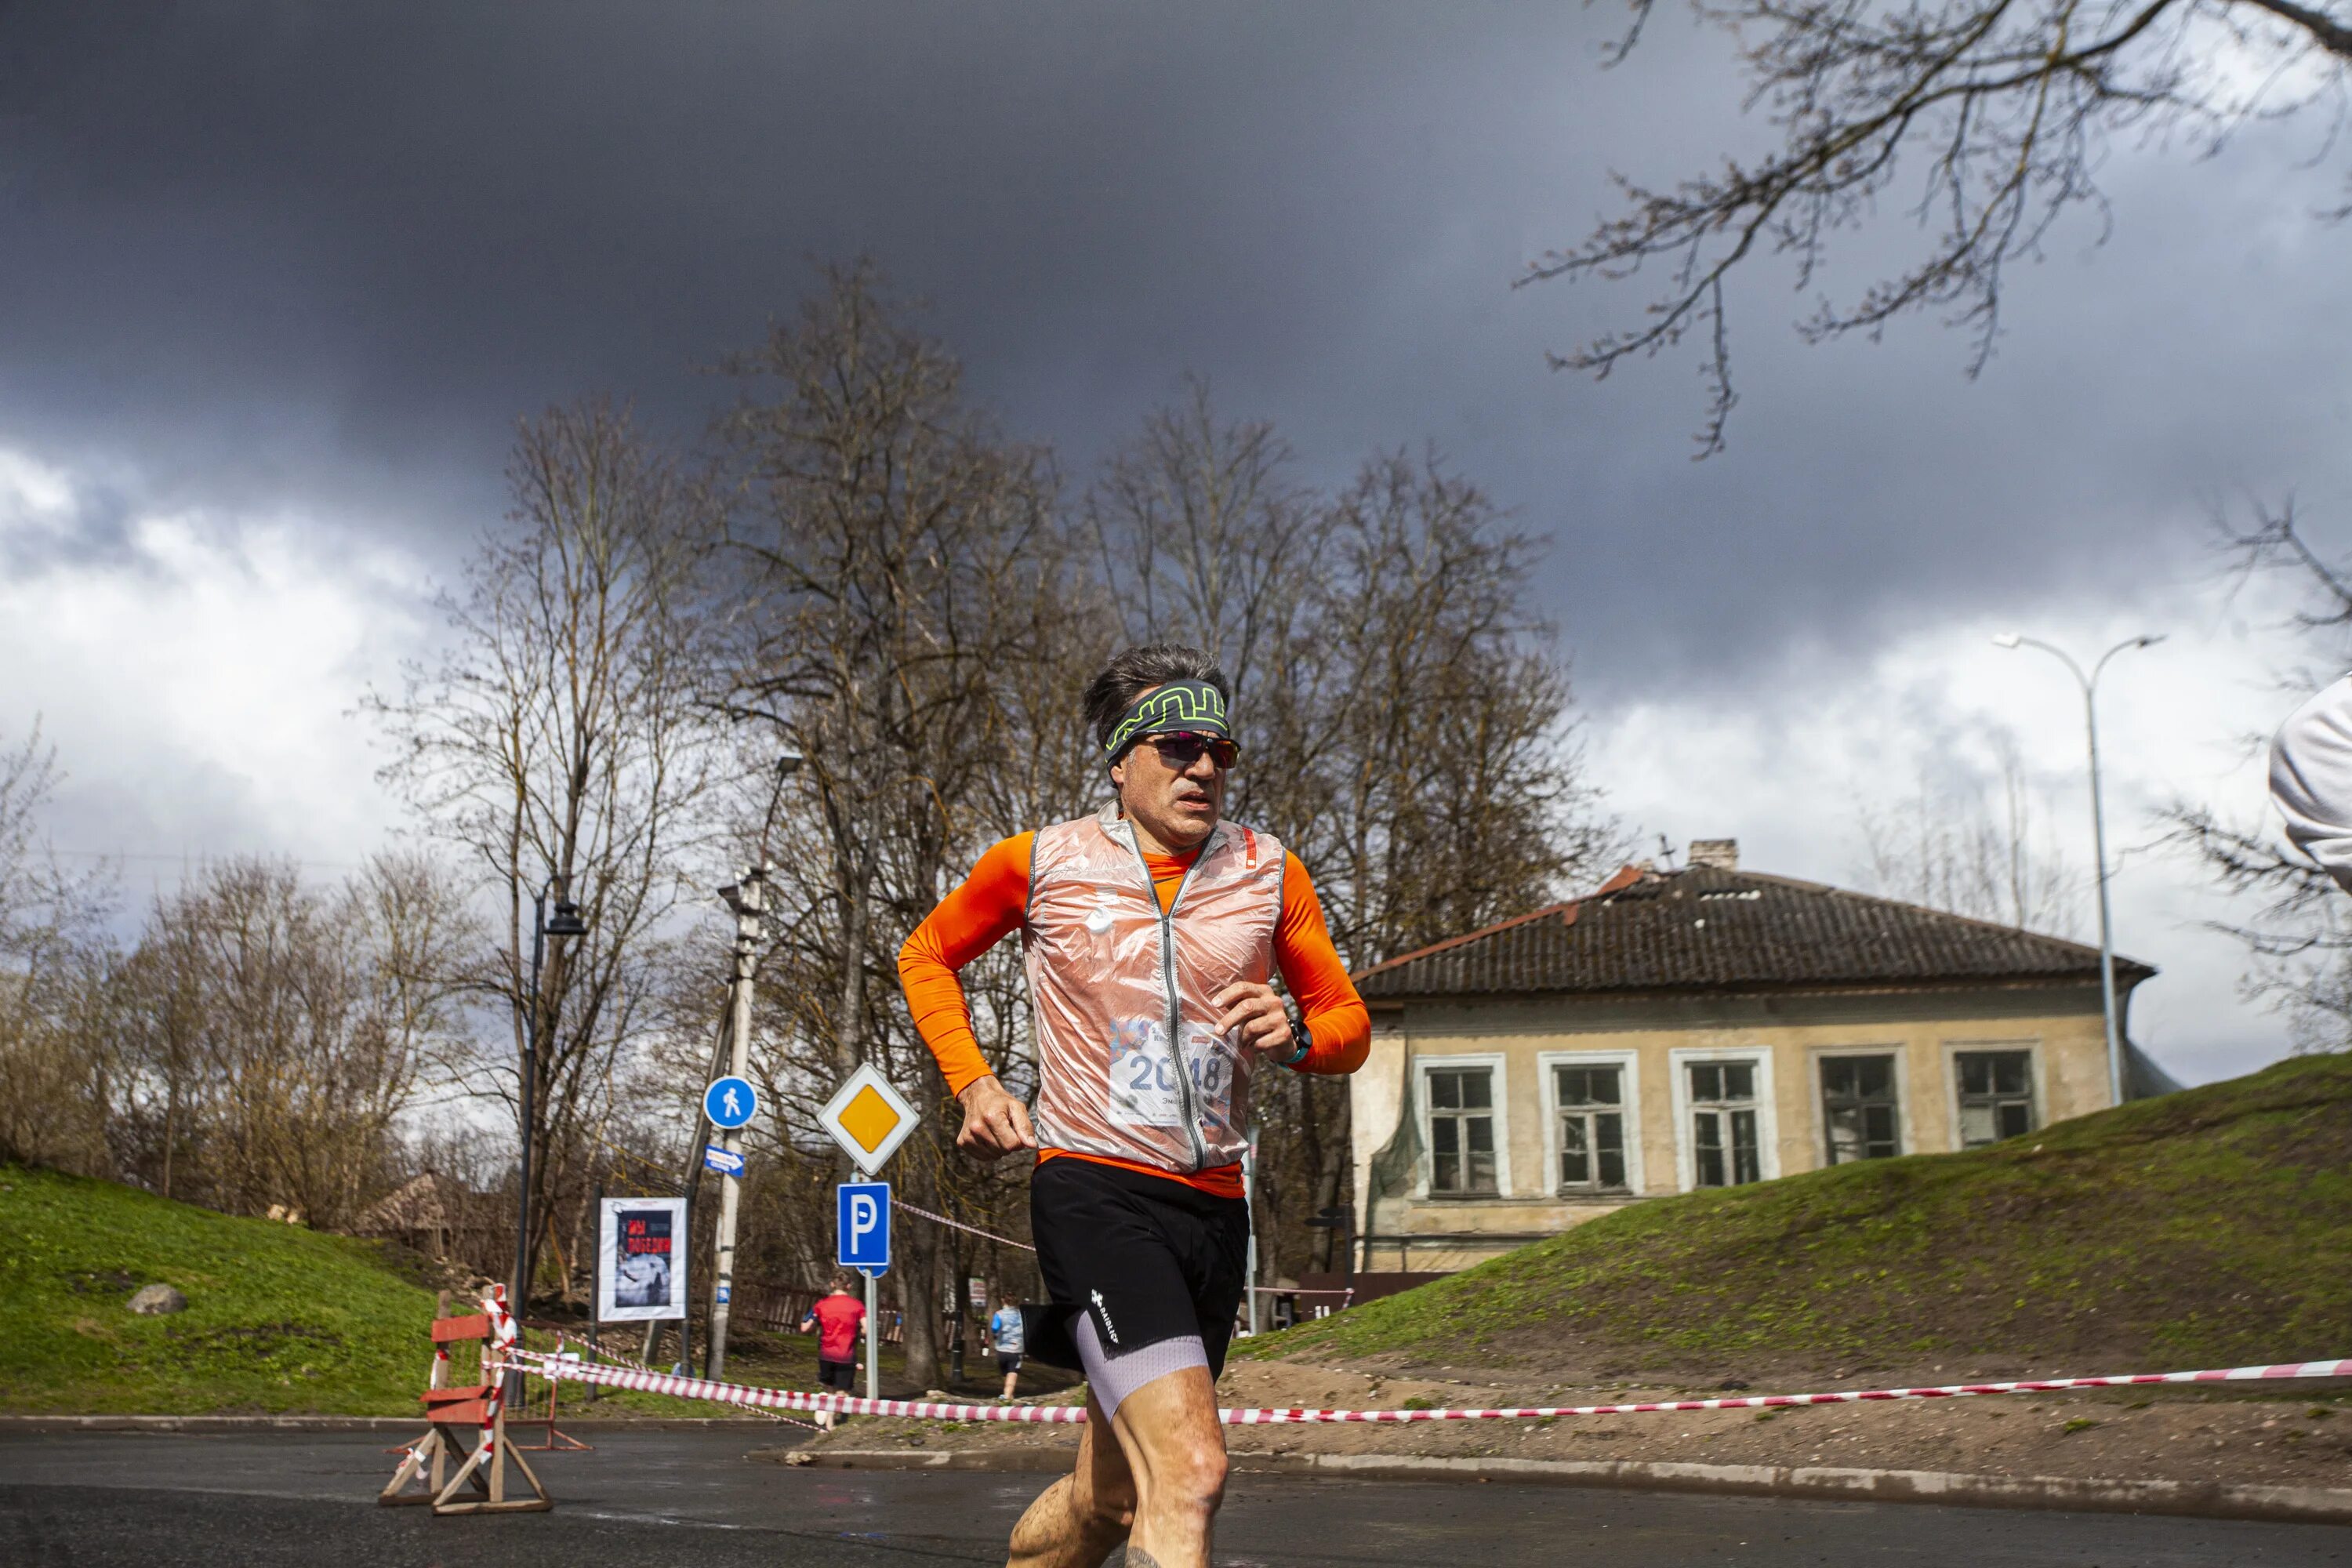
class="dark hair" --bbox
[829,1269,859,1294]
[1083,643,1231,753]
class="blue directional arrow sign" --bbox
[703,1075,759,1131]
[702,1144,745,1177]
[837,1181,890,1275]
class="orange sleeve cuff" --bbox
[1272,852,1370,1075]
[898,833,1034,1098]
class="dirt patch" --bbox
[781,1355,2352,1492]
[65,1269,137,1298]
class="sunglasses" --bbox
[1142,731,1240,771]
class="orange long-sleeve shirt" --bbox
[898,831,1371,1197]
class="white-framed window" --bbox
[1948,1044,2040,1149]
[1817,1049,1904,1164]
[1537,1049,1642,1196]
[1415,1054,1511,1197]
[1668,1048,1778,1192]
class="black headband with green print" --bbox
[1104,680,1231,760]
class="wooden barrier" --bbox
[379,1289,552,1516]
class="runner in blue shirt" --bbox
[989,1291,1025,1403]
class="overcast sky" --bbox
[5,2,2348,1085]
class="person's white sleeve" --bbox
[2269,675,2352,890]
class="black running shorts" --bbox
[816,1357,855,1392]
[1025,1155,1249,1376]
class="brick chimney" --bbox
[1687,838,1739,871]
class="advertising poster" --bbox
[597,1196,688,1322]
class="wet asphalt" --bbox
[3,1428,2349,1566]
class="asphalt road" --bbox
[3,1429,2348,1567]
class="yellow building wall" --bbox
[1352,984,2118,1272]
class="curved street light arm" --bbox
[2092,632,2166,688]
[2008,634,2089,691]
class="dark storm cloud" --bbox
[3,2,2348,694]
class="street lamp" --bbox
[1991,631,2163,1107]
[514,877,588,1315]
[756,749,805,869]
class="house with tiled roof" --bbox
[1348,840,2175,1273]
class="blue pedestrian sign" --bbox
[703,1075,758,1130]
[702,1144,745,1177]
[837,1181,890,1273]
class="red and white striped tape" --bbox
[507,1349,2352,1427]
[550,1335,823,1432]
[480,1285,517,1454]
[508,1349,1087,1423]
[891,1196,1037,1254]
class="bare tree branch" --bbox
[1531,0,2350,451]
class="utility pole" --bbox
[705,866,767,1381]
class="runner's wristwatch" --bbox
[1278,1017,1313,1067]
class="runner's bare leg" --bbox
[1007,1388,1134,1568]
[1007,1368,1225,1568]
[1105,1365,1225,1568]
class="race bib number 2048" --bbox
[1107,1019,1239,1131]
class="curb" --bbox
[779,1447,2352,1526]
[0,1415,797,1434]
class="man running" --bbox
[989,1290,1026,1403]
[797,1270,866,1432]
[899,643,1370,1568]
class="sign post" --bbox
[702,872,766,1382]
[837,1180,891,1402]
[815,1064,919,1175]
[699,1067,758,1377]
[818,1065,916,1403]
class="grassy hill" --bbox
[1247,1051,2352,1385]
[0,1164,443,1414]
[0,1163,936,1417]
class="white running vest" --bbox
[1025,806,1285,1174]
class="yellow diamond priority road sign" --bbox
[817,1063,919,1176]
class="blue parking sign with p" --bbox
[837,1181,889,1273]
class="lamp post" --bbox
[514,877,589,1312]
[1991,631,2162,1108]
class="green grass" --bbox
[0,1163,907,1417]
[1244,1051,2352,1379]
[0,1164,441,1414]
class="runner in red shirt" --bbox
[797,1270,867,1431]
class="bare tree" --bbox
[106,855,473,1229]
[710,263,1102,1385]
[1854,734,2085,935]
[369,399,723,1300]
[0,721,118,1175]
[1530,0,2352,453]
[2172,499,2352,1048]
[1089,390,1622,1279]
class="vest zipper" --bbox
[1119,823,1211,1172]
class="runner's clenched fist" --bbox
[954,1073,1036,1160]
